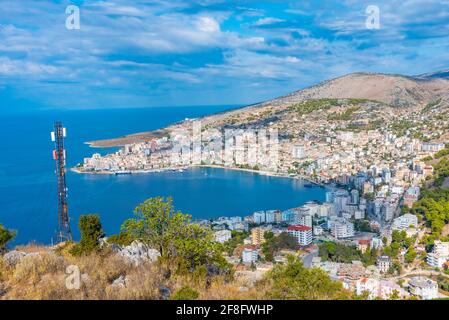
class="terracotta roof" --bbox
[287,224,312,232]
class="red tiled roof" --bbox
[287,224,312,232]
[358,239,370,245]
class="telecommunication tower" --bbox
[51,121,72,242]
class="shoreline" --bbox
[71,164,327,187]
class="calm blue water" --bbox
[0,106,326,245]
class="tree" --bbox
[405,247,417,264]
[0,223,16,253]
[262,255,350,300]
[70,214,105,256]
[122,197,229,273]
[401,205,410,215]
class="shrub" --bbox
[70,214,105,256]
[0,223,16,253]
[171,286,199,300]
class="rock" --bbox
[98,237,108,248]
[111,275,127,288]
[238,286,249,292]
[159,286,171,300]
[3,251,26,268]
[206,264,221,277]
[81,273,91,285]
[0,283,6,296]
[117,241,161,266]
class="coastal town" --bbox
[74,93,449,300]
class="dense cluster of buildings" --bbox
[77,103,449,300]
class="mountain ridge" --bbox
[88,70,449,147]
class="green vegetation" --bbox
[290,98,371,118]
[222,230,249,256]
[235,163,260,171]
[261,231,298,262]
[382,230,415,259]
[107,231,135,246]
[318,241,377,267]
[422,99,441,113]
[70,214,105,256]
[434,158,449,187]
[327,106,360,121]
[404,247,417,263]
[438,276,449,292]
[0,223,16,253]
[412,187,449,241]
[122,197,230,274]
[260,255,351,299]
[319,241,360,263]
[171,286,199,300]
[434,145,449,160]
[390,119,414,137]
[354,219,377,233]
[343,119,384,132]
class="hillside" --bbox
[88,71,449,148]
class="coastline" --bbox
[71,164,327,187]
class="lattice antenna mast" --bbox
[51,122,72,243]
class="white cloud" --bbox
[253,17,285,26]
[196,16,220,33]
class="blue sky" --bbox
[1,0,449,110]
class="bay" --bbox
[0,106,325,245]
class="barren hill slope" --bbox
[88,71,449,147]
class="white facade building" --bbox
[214,230,232,244]
[242,246,259,264]
[265,210,276,224]
[330,218,354,239]
[287,225,313,246]
[253,211,265,224]
[427,241,449,268]
[392,214,418,230]
[408,277,438,300]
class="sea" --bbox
[0,106,326,245]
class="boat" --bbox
[115,170,132,175]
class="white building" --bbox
[356,278,406,300]
[303,202,320,216]
[253,211,265,224]
[318,203,333,217]
[214,230,232,244]
[371,237,384,250]
[242,246,259,264]
[392,214,418,230]
[354,210,365,220]
[377,255,391,273]
[330,218,354,239]
[265,210,276,224]
[427,241,449,268]
[294,213,313,228]
[287,224,313,246]
[408,277,438,300]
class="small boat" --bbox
[304,183,314,188]
[115,170,132,175]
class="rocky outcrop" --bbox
[2,251,27,268]
[111,275,128,288]
[113,241,161,266]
